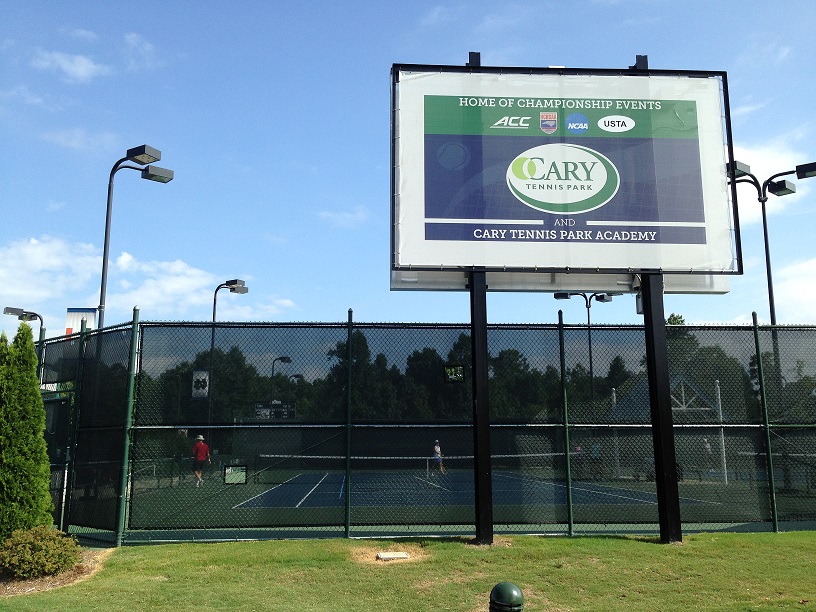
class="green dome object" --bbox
[489,581,524,611]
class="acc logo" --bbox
[598,115,635,132]
[506,143,620,214]
[566,113,589,134]
[491,116,531,129]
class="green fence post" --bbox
[752,311,778,532]
[344,308,353,538]
[558,311,574,535]
[115,307,140,547]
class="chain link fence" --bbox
[38,319,816,543]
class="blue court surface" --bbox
[233,470,715,510]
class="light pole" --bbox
[727,160,816,325]
[554,292,619,408]
[4,306,46,379]
[98,145,174,329]
[208,279,248,424]
[270,356,292,404]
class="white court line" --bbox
[232,474,301,510]
[414,475,452,492]
[296,473,329,508]
[493,472,722,505]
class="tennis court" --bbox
[232,454,714,511]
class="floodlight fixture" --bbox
[727,160,816,325]
[795,162,816,180]
[726,160,752,179]
[3,306,43,325]
[99,144,173,329]
[552,291,618,407]
[126,144,161,165]
[4,307,46,377]
[141,165,174,183]
[767,180,796,197]
[209,278,250,424]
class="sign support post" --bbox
[642,273,682,543]
[466,52,494,545]
[469,269,494,544]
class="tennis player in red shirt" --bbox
[192,434,211,487]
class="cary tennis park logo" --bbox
[506,143,620,214]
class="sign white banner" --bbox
[392,67,739,276]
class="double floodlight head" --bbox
[224,279,248,294]
[729,159,816,193]
[4,306,40,323]
[553,292,617,303]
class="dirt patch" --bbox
[0,548,113,597]
[350,543,430,565]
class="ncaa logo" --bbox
[566,113,589,135]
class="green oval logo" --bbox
[506,143,619,214]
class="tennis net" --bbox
[253,452,560,485]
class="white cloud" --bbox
[420,6,455,27]
[775,258,816,324]
[70,28,98,42]
[0,85,57,111]
[123,33,163,71]
[474,11,523,34]
[31,48,112,83]
[0,236,99,304]
[730,99,768,121]
[40,127,118,152]
[317,205,368,228]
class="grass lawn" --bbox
[2,532,815,611]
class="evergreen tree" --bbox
[0,324,54,540]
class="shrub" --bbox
[0,525,81,579]
[0,325,54,541]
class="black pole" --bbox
[465,50,493,545]
[641,273,682,543]
[469,270,493,544]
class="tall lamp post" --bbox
[270,356,292,404]
[98,145,174,330]
[4,307,46,379]
[727,160,816,325]
[554,292,619,408]
[208,279,249,424]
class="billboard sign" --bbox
[391,65,739,278]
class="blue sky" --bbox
[2,0,815,340]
